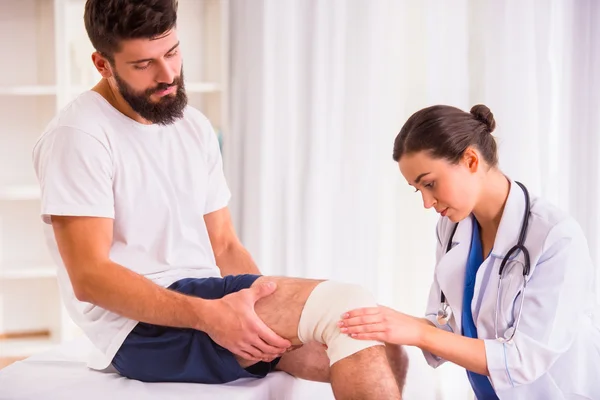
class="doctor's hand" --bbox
[198,281,292,362]
[338,306,427,346]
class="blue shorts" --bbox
[111,274,282,384]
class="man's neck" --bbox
[92,79,151,125]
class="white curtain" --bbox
[224,1,600,398]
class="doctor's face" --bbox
[398,150,480,222]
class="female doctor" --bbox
[340,104,600,399]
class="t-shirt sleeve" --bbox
[33,126,115,224]
[203,123,231,215]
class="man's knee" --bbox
[386,344,409,392]
[297,280,384,365]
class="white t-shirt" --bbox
[32,91,230,370]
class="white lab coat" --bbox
[423,179,600,400]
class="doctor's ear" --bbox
[461,147,480,172]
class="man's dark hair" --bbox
[84,0,178,61]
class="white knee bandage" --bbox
[297,280,384,366]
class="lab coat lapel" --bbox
[473,179,528,336]
[436,217,473,331]
[490,179,527,259]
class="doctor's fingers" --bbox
[342,307,381,319]
[339,314,383,328]
[341,323,386,335]
[349,332,386,342]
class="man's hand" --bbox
[199,281,292,362]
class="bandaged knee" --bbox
[297,280,384,366]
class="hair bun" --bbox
[470,104,496,133]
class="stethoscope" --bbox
[437,181,531,343]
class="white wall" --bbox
[226,1,600,398]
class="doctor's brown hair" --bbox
[84,0,178,63]
[392,104,499,167]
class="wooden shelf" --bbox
[0,185,40,201]
[0,267,57,280]
[0,85,57,96]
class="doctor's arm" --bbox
[419,319,489,375]
[342,216,490,374]
[416,217,487,370]
[342,218,591,390]
[417,270,489,374]
[341,305,491,376]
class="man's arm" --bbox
[52,215,290,360]
[52,215,210,330]
[204,207,260,276]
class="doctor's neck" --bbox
[472,168,510,233]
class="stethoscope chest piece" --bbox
[502,327,516,344]
[437,301,452,326]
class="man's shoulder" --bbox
[182,104,208,120]
[33,91,118,162]
[62,90,116,123]
[178,105,220,145]
[181,105,213,131]
[42,91,115,140]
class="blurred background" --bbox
[0,0,598,399]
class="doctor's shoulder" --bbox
[528,195,593,270]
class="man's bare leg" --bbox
[242,276,403,399]
[275,340,409,393]
[385,342,410,393]
[275,341,331,382]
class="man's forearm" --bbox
[76,260,211,331]
[216,242,261,276]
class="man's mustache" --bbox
[147,79,181,95]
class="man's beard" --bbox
[114,68,188,125]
